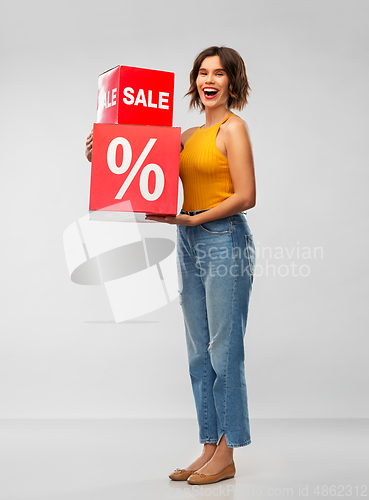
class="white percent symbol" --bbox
[107,137,165,201]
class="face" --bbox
[196,55,230,110]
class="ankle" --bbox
[214,446,233,460]
[202,443,217,456]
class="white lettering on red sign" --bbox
[122,87,170,109]
[101,88,117,109]
[106,136,164,201]
[158,92,169,109]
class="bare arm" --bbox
[146,119,256,226]
[192,118,256,225]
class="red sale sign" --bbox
[89,123,181,215]
[96,65,175,127]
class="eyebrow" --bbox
[199,67,225,72]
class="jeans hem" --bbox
[227,439,252,448]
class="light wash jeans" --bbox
[177,212,255,448]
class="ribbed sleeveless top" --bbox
[180,114,235,212]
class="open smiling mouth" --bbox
[203,88,219,99]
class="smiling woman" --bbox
[85,45,256,486]
[196,59,229,109]
[155,46,257,485]
[186,45,250,112]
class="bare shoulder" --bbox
[223,115,249,135]
[181,126,199,150]
[222,115,252,146]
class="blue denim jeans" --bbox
[177,212,255,448]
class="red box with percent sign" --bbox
[96,65,175,127]
[89,123,181,216]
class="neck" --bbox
[203,106,232,128]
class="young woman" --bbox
[147,46,256,485]
[85,46,256,485]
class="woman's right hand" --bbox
[85,130,93,162]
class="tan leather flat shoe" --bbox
[187,460,235,484]
[169,468,197,481]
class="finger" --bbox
[163,216,177,223]
[145,216,169,223]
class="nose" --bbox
[205,73,215,84]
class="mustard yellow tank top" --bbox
[180,114,235,212]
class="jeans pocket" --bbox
[245,234,256,275]
[199,218,232,235]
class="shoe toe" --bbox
[169,468,194,481]
[187,472,202,484]
[186,461,235,484]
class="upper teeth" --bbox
[205,89,217,94]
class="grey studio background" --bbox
[1,0,368,498]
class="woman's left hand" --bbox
[145,213,195,226]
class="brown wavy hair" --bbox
[185,46,251,112]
